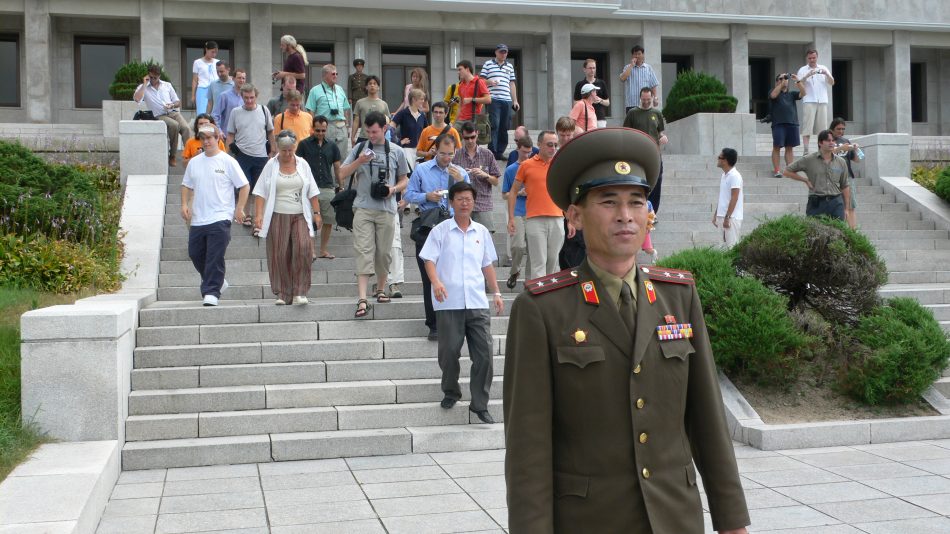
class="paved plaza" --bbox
[95,439,950,533]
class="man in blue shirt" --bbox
[211,69,246,135]
[405,134,470,340]
[501,136,534,289]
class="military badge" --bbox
[572,329,588,344]
[656,322,694,340]
[581,281,600,305]
[615,161,631,175]
[664,314,676,324]
[644,280,656,304]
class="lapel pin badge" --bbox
[573,329,588,344]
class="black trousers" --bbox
[415,242,436,329]
[647,158,664,214]
[188,219,231,298]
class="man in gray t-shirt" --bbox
[338,111,410,316]
[226,83,276,192]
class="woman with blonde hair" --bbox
[274,35,309,93]
[252,130,322,305]
[395,67,429,114]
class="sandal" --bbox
[355,299,369,318]
[241,215,253,227]
[317,252,336,259]
[374,291,391,304]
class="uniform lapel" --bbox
[633,267,662,368]
[578,261,634,358]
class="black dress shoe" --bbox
[427,328,438,341]
[440,397,457,409]
[470,408,495,424]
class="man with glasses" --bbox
[297,115,342,260]
[416,101,461,162]
[134,64,192,167]
[507,130,564,279]
[405,134,470,340]
[453,122,500,232]
[574,59,610,128]
[306,64,351,158]
[481,44,520,160]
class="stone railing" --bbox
[664,112,757,156]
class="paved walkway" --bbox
[96,440,950,534]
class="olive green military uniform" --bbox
[503,127,750,534]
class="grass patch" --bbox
[0,287,92,481]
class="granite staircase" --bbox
[122,152,950,470]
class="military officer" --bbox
[503,128,750,534]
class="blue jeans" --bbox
[231,148,269,193]
[188,219,232,298]
[488,99,512,158]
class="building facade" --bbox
[1,0,949,134]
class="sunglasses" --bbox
[463,135,478,140]
[313,129,327,133]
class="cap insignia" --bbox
[615,161,631,175]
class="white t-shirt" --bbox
[716,167,743,220]
[796,63,832,103]
[182,151,249,227]
[193,58,220,88]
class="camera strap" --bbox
[366,139,392,183]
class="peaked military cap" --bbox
[547,127,661,210]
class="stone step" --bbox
[159,242,508,261]
[879,283,950,305]
[121,423,504,470]
[887,271,950,284]
[936,377,950,396]
[660,184,885,196]
[154,281,523,301]
[157,266,517,288]
[925,304,950,321]
[136,317,510,347]
[126,397,505,441]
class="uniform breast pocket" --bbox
[556,346,606,369]
[659,338,695,361]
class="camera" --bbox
[779,73,790,81]
[370,169,390,200]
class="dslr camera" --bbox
[778,73,791,81]
[370,168,390,200]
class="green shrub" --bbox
[0,235,121,294]
[841,298,950,404]
[735,214,887,325]
[935,165,950,203]
[661,247,809,385]
[911,164,942,193]
[108,59,170,101]
[662,71,736,122]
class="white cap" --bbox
[197,125,217,136]
[580,83,599,95]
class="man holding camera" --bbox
[339,111,410,318]
[796,49,835,154]
[769,72,806,178]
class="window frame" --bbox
[74,36,130,109]
[0,33,20,107]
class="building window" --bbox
[0,35,18,107]
[748,57,772,120]
[181,39,234,110]
[382,47,429,111]
[570,51,610,117]
[74,37,129,108]
[299,42,333,96]
[911,62,926,123]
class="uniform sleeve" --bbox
[504,294,555,534]
[685,284,750,531]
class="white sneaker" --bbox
[292,296,309,305]
[275,298,286,306]
[202,294,219,306]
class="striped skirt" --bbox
[266,213,314,302]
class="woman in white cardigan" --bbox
[252,130,321,305]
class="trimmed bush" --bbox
[108,59,170,101]
[935,165,950,203]
[735,214,887,325]
[0,235,121,294]
[841,298,950,404]
[663,71,737,122]
[661,248,809,385]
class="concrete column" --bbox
[940,54,950,135]
[725,24,749,113]
[547,16,571,126]
[24,0,52,123]
[139,0,164,64]
[249,3,273,102]
[642,21,662,100]
[811,27,834,119]
[885,31,911,134]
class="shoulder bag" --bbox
[471,77,491,145]
[409,170,452,247]
[329,141,365,231]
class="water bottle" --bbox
[855,146,865,160]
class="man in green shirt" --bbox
[305,64,351,158]
[623,86,668,213]
[782,129,851,220]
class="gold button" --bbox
[636,398,645,409]
[642,467,650,479]
[639,433,648,444]
[633,364,641,374]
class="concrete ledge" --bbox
[665,113,757,156]
[0,441,119,534]
[877,175,950,232]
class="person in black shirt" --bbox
[296,115,342,259]
[769,73,806,177]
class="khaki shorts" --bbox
[801,102,829,137]
[318,188,336,224]
[352,208,395,276]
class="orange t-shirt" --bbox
[515,155,562,218]
[273,110,314,146]
[183,138,226,161]
[415,125,461,161]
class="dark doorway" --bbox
[749,57,772,120]
[476,48,523,128]
[911,62,926,123]
[382,46,430,112]
[298,42,334,96]
[831,59,851,121]
[181,39,234,110]
[570,50,611,117]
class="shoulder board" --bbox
[525,268,581,295]
[639,265,695,285]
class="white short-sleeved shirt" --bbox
[182,151,249,227]
[419,217,498,311]
[796,64,832,103]
[716,167,743,220]
[134,80,180,117]
[193,58,220,88]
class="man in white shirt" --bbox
[181,126,251,306]
[133,64,192,166]
[420,181,505,424]
[711,147,743,248]
[796,49,835,154]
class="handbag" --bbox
[133,110,155,120]
[471,77,491,145]
[330,175,357,231]
[409,171,453,246]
